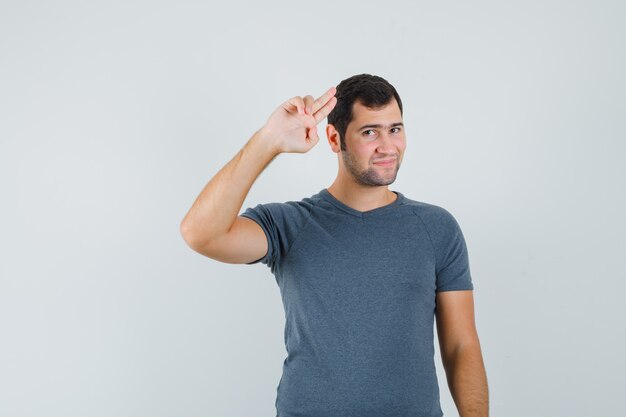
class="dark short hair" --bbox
[327,74,403,151]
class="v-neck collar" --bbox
[319,188,405,218]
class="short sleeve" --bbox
[240,201,311,274]
[430,208,474,292]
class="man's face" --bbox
[340,99,406,187]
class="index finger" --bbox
[311,86,337,114]
[314,96,337,124]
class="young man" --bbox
[180,74,489,417]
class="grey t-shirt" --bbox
[241,188,473,417]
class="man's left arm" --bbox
[436,290,489,417]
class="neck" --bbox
[326,180,397,212]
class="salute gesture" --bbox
[261,86,338,154]
[180,85,338,261]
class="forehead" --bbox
[348,98,403,129]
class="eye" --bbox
[362,129,377,137]
[390,127,402,134]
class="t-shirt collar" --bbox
[318,188,405,218]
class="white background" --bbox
[1,1,625,416]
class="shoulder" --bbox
[240,192,324,226]
[400,195,468,259]
[249,193,321,216]
[401,195,460,231]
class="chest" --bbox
[280,215,437,296]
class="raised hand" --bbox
[260,86,337,154]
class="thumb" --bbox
[307,126,320,145]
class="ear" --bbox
[326,124,341,154]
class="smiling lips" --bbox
[373,158,397,166]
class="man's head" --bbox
[326,74,406,187]
[327,74,403,151]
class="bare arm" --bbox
[179,128,278,250]
[436,290,489,417]
[180,87,337,254]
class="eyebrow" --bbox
[357,122,404,131]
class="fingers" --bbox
[303,95,315,115]
[307,126,320,144]
[284,96,306,115]
[314,96,338,124]
[284,86,337,121]
[312,86,337,114]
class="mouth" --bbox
[373,158,397,167]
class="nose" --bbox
[376,131,396,154]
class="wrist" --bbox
[254,126,283,155]
[251,127,283,156]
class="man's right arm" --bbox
[179,87,337,264]
[179,129,279,263]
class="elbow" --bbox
[179,220,216,255]
[441,340,483,371]
[180,219,199,248]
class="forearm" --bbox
[443,343,489,417]
[180,128,279,245]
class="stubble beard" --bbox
[341,146,400,187]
